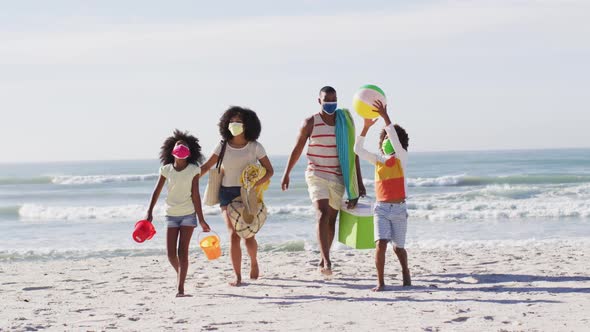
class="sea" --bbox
[1,149,590,261]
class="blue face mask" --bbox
[322,102,337,115]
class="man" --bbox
[281,86,365,275]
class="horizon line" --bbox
[2,146,589,165]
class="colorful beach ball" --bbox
[353,84,387,119]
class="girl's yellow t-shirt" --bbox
[159,164,201,216]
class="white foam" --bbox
[17,203,314,221]
[52,174,158,185]
[18,204,160,221]
[267,205,314,216]
[18,204,221,221]
[409,174,465,187]
[406,182,590,220]
[408,195,590,220]
[0,248,166,262]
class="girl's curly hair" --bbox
[159,129,203,165]
[379,125,409,152]
[218,106,261,141]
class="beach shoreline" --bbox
[2,243,589,331]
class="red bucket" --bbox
[133,220,156,243]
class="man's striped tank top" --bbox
[306,113,343,184]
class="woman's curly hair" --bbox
[379,124,409,152]
[159,129,203,165]
[218,106,261,141]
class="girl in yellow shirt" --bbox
[145,130,211,297]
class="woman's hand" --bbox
[253,179,268,190]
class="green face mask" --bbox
[382,138,395,155]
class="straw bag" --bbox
[203,140,227,206]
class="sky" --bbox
[0,0,589,162]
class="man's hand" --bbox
[359,183,367,197]
[346,198,359,209]
[281,174,290,191]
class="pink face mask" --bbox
[172,144,191,159]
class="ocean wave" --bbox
[52,174,159,185]
[3,238,589,262]
[267,205,314,216]
[0,241,309,262]
[408,174,590,187]
[17,203,314,221]
[408,197,590,220]
[18,204,223,221]
[0,248,166,262]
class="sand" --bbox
[2,242,589,331]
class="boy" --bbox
[354,100,411,291]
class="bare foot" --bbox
[229,278,242,287]
[250,262,259,280]
[175,293,192,297]
[402,270,412,286]
[320,266,333,276]
[372,284,385,292]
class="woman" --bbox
[202,106,274,286]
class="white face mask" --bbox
[228,122,244,136]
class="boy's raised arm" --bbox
[354,117,383,165]
[373,100,407,162]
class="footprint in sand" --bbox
[445,317,469,323]
[22,286,53,291]
[328,291,346,295]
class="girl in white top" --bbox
[202,107,274,287]
[146,130,211,297]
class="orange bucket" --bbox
[199,232,222,260]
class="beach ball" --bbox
[353,84,387,119]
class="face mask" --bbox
[172,144,191,159]
[382,138,395,155]
[322,102,337,115]
[228,122,244,136]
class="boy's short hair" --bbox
[319,86,336,95]
[379,125,409,151]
